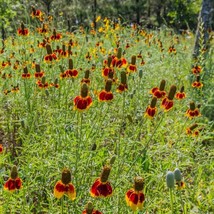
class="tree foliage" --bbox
[0,0,205,37]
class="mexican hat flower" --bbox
[186,123,198,135]
[54,169,76,200]
[186,123,202,137]
[192,65,202,74]
[168,45,176,54]
[36,77,49,89]
[111,48,128,68]
[150,79,166,99]
[185,102,201,119]
[44,44,57,63]
[102,56,115,79]
[90,165,113,198]
[50,29,62,41]
[4,166,22,192]
[37,23,48,34]
[175,86,186,100]
[31,6,43,19]
[73,83,92,111]
[161,85,176,111]
[98,79,113,102]
[117,71,128,93]
[192,75,203,88]
[145,97,157,119]
[127,55,137,73]
[34,64,45,78]
[17,22,29,36]
[125,176,145,211]
[22,67,31,79]
[65,59,78,78]
[82,201,102,214]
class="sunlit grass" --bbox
[0,15,213,213]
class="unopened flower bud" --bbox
[69,59,73,69]
[159,80,166,91]
[174,168,182,182]
[166,171,174,188]
[105,79,112,92]
[168,85,176,100]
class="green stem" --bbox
[115,113,164,189]
[178,188,184,213]
[61,196,64,214]
[75,112,83,187]
[170,188,174,214]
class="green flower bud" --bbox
[166,171,174,189]
[174,168,182,182]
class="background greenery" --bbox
[0,0,204,38]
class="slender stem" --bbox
[177,117,188,143]
[117,92,126,214]
[178,188,184,213]
[75,112,83,186]
[170,188,174,214]
[61,196,64,214]
[115,112,164,189]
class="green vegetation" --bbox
[0,4,213,214]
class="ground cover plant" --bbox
[0,8,213,214]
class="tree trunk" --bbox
[193,0,214,59]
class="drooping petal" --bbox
[67,183,76,200]
[90,178,112,198]
[54,181,65,199]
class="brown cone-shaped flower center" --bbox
[180,86,184,93]
[23,67,28,74]
[121,71,127,84]
[131,55,136,65]
[21,22,25,31]
[11,166,18,179]
[190,102,196,110]
[53,29,57,37]
[61,169,71,185]
[85,69,90,79]
[150,97,157,108]
[105,79,112,92]
[62,44,66,52]
[134,176,144,191]
[117,48,122,59]
[100,165,111,183]
[46,44,52,54]
[159,79,166,91]
[107,56,112,67]
[168,85,176,100]
[196,75,200,82]
[36,64,41,73]
[32,6,36,13]
[81,83,89,98]
[69,59,73,69]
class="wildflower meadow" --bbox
[0,5,213,214]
